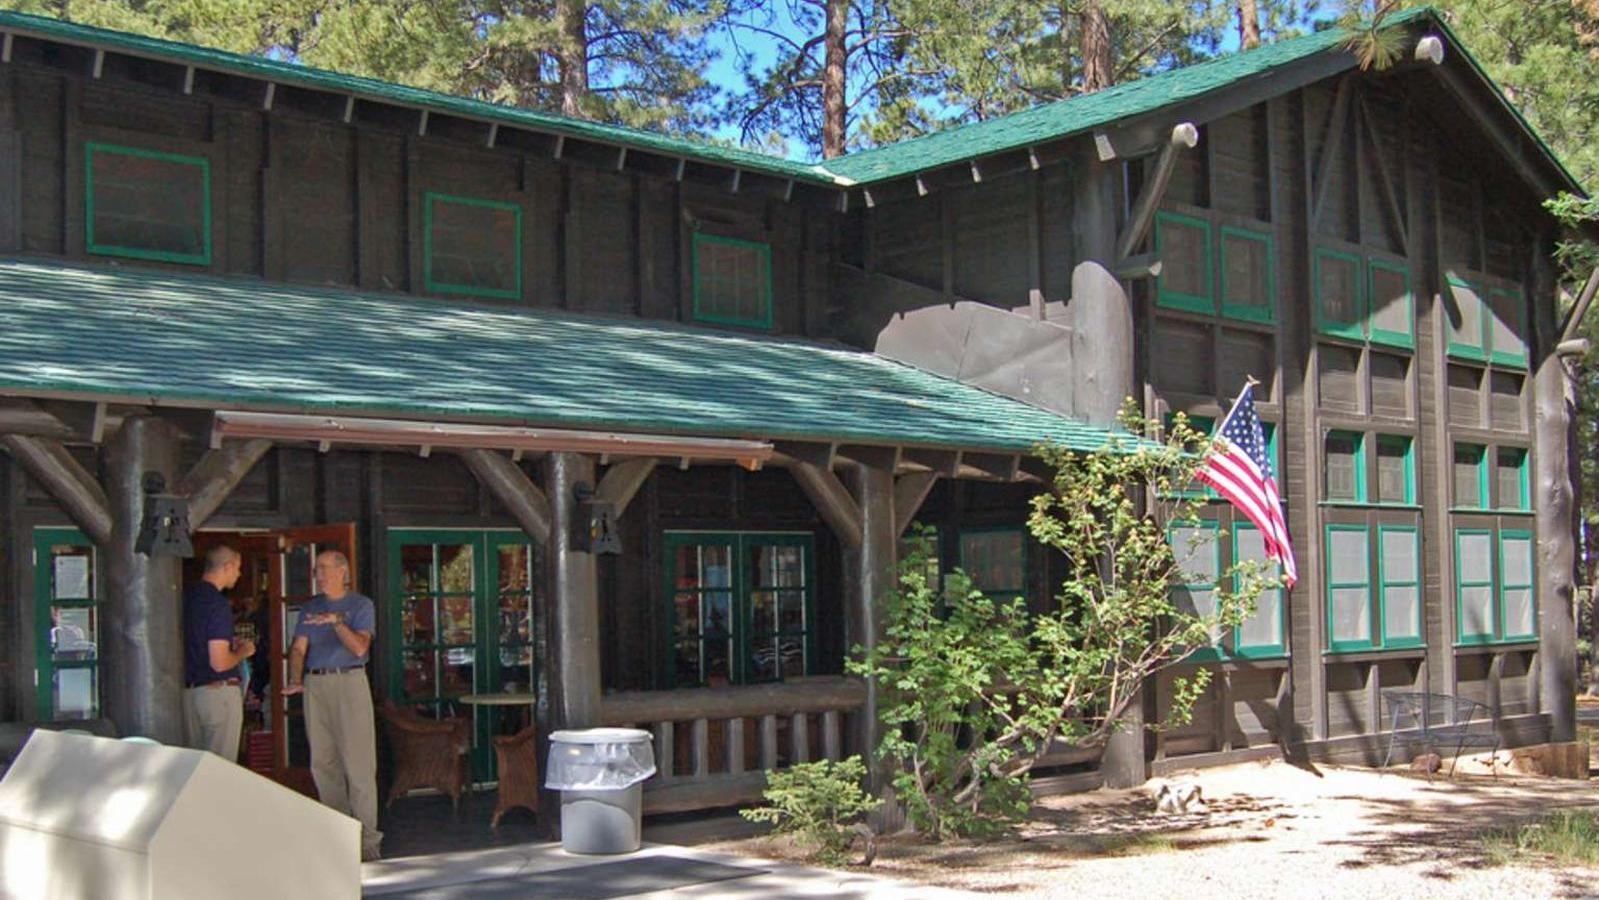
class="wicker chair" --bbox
[491,724,540,829]
[378,701,471,813]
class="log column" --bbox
[103,416,183,742]
[545,451,601,731]
[1533,243,1578,743]
[1068,141,1144,788]
[842,463,895,814]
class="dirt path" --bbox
[706,760,1599,899]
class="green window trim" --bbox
[1373,434,1416,506]
[1488,286,1530,369]
[1232,522,1287,659]
[1496,447,1530,512]
[957,525,1029,603]
[1313,246,1365,341]
[1376,525,1424,649]
[1499,529,1537,641]
[1154,211,1214,315]
[1168,520,1224,662]
[34,527,100,720]
[1454,527,1497,645]
[1324,430,1366,504]
[1445,276,1490,362]
[1453,443,1489,510]
[422,192,524,300]
[1325,523,1376,652]
[1366,258,1415,350]
[1218,225,1275,324]
[84,142,213,266]
[662,531,815,688]
[691,232,774,329]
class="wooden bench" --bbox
[1379,690,1501,778]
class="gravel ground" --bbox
[705,754,1599,900]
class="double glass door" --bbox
[387,529,536,780]
[34,528,99,720]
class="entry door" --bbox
[274,523,359,796]
[33,528,99,720]
[387,529,536,781]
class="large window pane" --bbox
[1315,249,1362,337]
[86,143,210,264]
[1329,530,1369,582]
[1456,530,1495,641]
[1453,444,1485,508]
[1234,526,1282,652]
[960,529,1026,599]
[1331,587,1371,644]
[1496,448,1528,510]
[1374,436,1412,504]
[1380,528,1421,644]
[1501,533,1535,639]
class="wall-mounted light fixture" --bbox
[133,472,193,557]
[571,482,621,555]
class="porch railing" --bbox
[596,676,867,814]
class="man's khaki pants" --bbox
[305,670,381,855]
[182,682,243,762]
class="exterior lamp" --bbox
[133,473,193,557]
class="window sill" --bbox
[1322,647,1427,663]
[1170,654,1290,670]
[1454,640,1538,655]
[1447,507,1534,516]
[1318,501,1421,510]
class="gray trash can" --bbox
[545,727,656,854]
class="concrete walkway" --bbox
[362,842,980,899]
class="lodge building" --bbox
[0,6,1582,813]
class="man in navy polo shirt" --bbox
[182,544,254,761]
[284,549,381,861]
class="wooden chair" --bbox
[491,724,540,829]
[378,701,470,813]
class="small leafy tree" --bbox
[740,756,882,865]
[850,405,1279,839]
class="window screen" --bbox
[1315,249,1362,337]
[1496,448,1528,510]
[1220,228,1271,320]
[1500,533,1535,640]
[693,234,772,328]
[959,529,1026,601]
[1170,524,1221,644]
[1489,288,1527,366]
[1374,436,1411,504]
[1368,262,1412,345]
[1456,530,1495,640]
[1324,432,1362,502]
[86,143,211,264]
[1155,213,1211,310]
[425,193,522,299]
[1453,444,1485,508]
[1234,525,1282,652]
[1446,279,1486,358]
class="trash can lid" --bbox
[548,727,653,744]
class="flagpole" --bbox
[1215,376,1258,433]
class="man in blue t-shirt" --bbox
[283,549,381,861]
[182,545,254,761]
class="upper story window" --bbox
[958,527,1026,602]
[692,232,772,329]
[85,142,211,265]
[1154,211,1274,324]
[1313,246,1413,350]
[1445,277,1528,369]
[424,192,523,300]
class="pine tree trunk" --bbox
[822,0,848,159]
[1080,0,1112,94]
[557,0,589,117]
[1238,0,1262,50]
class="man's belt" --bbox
[307,665,366,675]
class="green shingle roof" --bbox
[0,258,1123,455]
[0,9,836,185]
[0,6,1581,196]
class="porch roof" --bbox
[0,258,1123,456]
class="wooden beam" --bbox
[961,452,1021,481]
[774,440,836,471]
[178,439,273,529]
[1432,61,1564,196]
[262,82,276,111]
[901,448,961,477]
[1115,123,1199,261]
[596,677,865,724]
[2,34,13,64]
[1114,253,1163,281]
[1,435,111,544]
[182,65,195,95]
[38,400,107,444]
[1311,76,1354,232]
[1359,98,1409,252]
[616,146,628,171]
[343,95,356,123]
[485,121,498,148]
[594,457,657,517]
[0,400,78,441]
[1557,268,1599,345]
[459,448,552,544]
[786,460,863,551]
[893,471,939,537]
[836,444,899,472]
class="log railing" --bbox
[596,676,867,815]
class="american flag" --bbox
[1192,383,1298,587]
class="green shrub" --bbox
[1483,809,1599,867]
[740,756,882,865]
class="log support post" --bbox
[1070,137,1146,789]
[545,452,601,731]
[103,416,183,742]
[0,434,111,543]
[1534,243,1580,743]
[180,439,274,529]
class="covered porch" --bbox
[0,257,1124,826]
